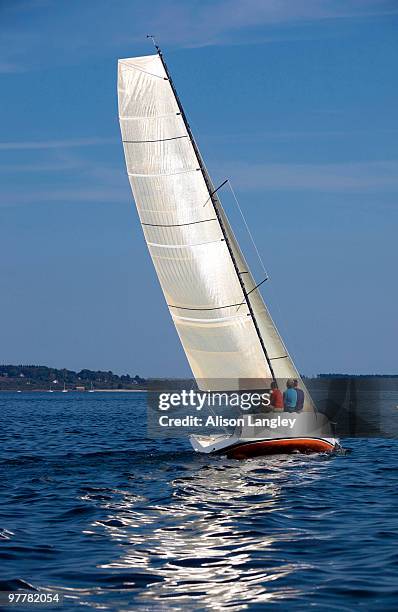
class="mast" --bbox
[148,37,277,383]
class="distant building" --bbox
[75,386,85,392]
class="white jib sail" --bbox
[118,54,313,406]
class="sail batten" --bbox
[147,239,223,248]
[123,135,188,143]
[172,314,250,323]
[119,113,180,120]
[118,52,313,403]
[142,219,217,228]
[127,169,199,177]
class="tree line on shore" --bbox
[0,365,146,391]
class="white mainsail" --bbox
[118,53,312,406]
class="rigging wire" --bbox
[225,180,303,371]
[226,179,270,282]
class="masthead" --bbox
[146,34,161,55]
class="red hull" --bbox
[227,437,335,460]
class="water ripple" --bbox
[1,394,398,610]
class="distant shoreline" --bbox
[0,365,147,392]
[91,389,147,392]
[0,388,148,393]
[2,362,398,394]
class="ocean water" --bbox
[1,393,398,611]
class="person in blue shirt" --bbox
[293,379,305,412]
[283,379,297,412]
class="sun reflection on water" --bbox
[86,454,331,609]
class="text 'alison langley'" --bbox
[159,415,297,429]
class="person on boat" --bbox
[270,381,283,411]
[283,379,297,412]
[293,379,305,412]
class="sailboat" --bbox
[117,42,339,458]
[88,382,95,393]
[62,382,68,393]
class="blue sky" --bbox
[1,0,397,376]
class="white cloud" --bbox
[0,138,117,151]
[0,151,129,206]
[218,159,398,193]
[0,160,80,173]
[146,0,398,47]
[1,0,397,72]
[0,60,22,73]
[0,187,129,207]
[5,158,396,205]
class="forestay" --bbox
[118,54,311,404]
